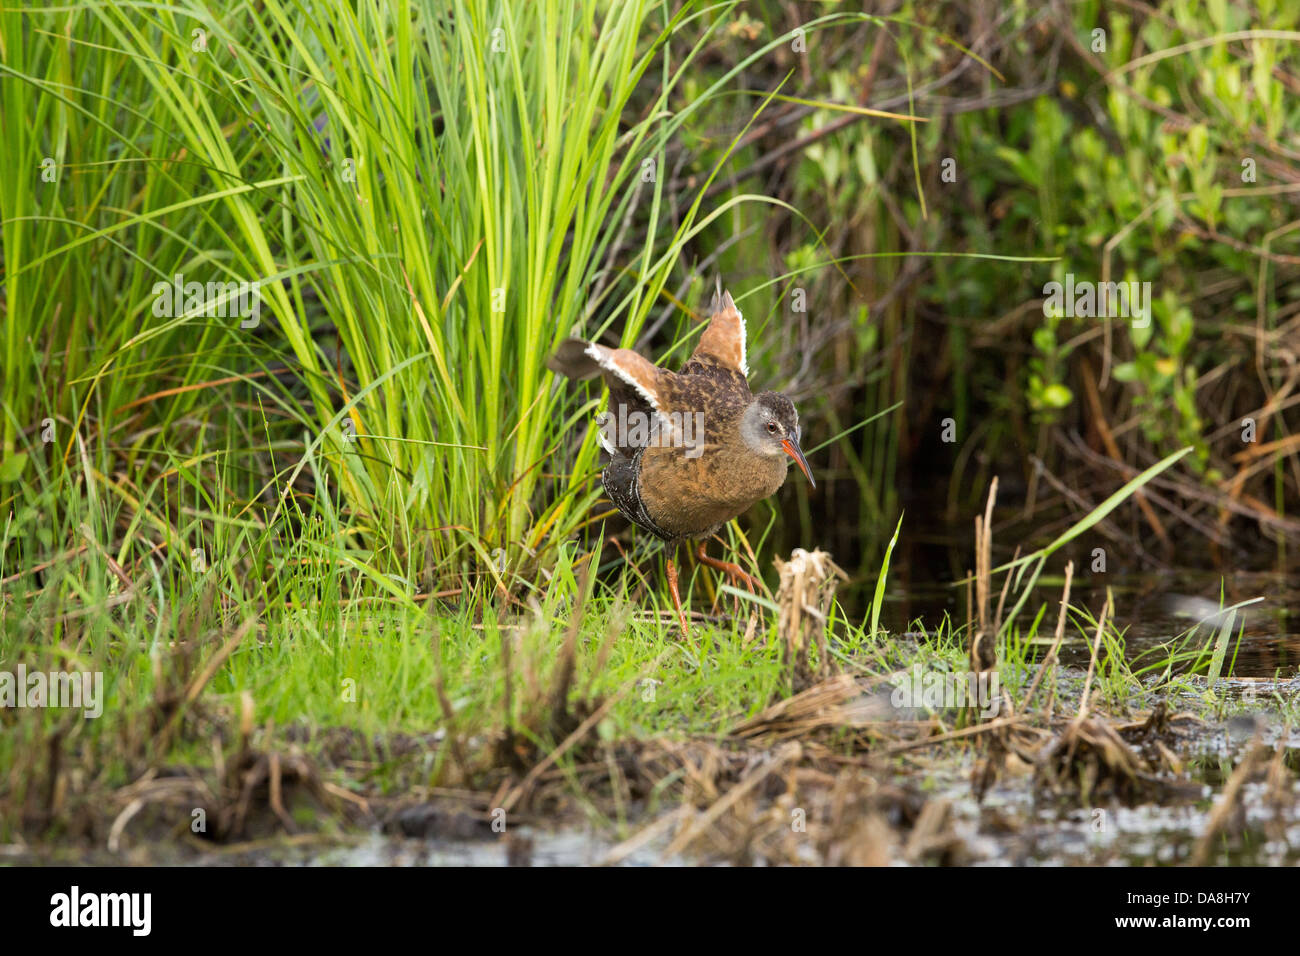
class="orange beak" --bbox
[781,438,815,489]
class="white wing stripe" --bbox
[735,303,748,377]
[584,342,675,438]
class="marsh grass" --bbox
[1,2,1289,859]
[0,457,1277,855]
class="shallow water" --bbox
[134,717,1300,866]
[942,720,1300,866]
[882,569,1300,679]
[218,831,673,867]
[3,830,676,867]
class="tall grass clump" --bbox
[2,0,835,594]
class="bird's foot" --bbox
[695,543,760,593]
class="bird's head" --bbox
[740,392,814,488]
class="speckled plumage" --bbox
[548,286,808,543]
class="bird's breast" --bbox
[637,444,789,539]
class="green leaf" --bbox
[1041,384,1074,409]
[1111,362,1139,383]
[870,514,904,641]
[0,452,29,483]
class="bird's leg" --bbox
[695,542,760,593]
[664,553,692,643]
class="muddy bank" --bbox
[6,662,1298,867]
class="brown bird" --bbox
[547,282,814,638]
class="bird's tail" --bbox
[545,337,602,380]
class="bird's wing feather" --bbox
[581,342,693,457]
[687,283,747,377]
[584,343,666,413]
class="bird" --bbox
[547,281,814,639]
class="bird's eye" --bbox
[766,421,778,434]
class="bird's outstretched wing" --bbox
[547,339,664,411]
[686,279,747,377]
[547,338,673,456]
[546,280,753,457]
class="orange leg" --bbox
[695,542,760,593]
[664,555,693,642]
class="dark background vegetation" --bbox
[637,1,1300,590]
